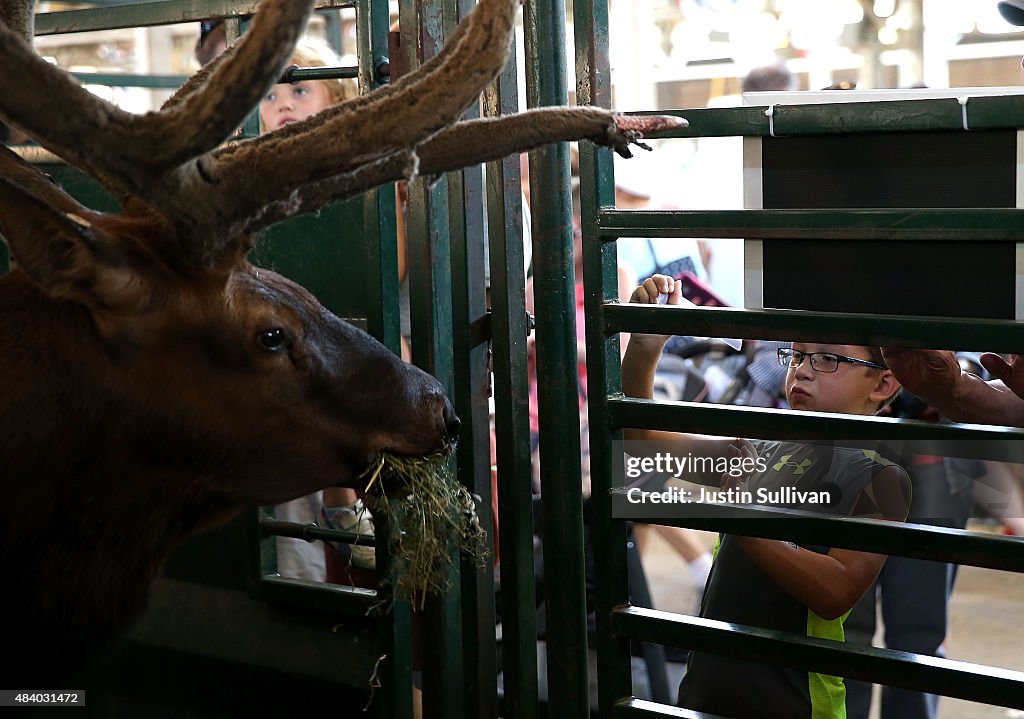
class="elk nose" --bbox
[442,397,461,441]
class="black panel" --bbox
[759,131,1016,319]
[762,240,1015,319]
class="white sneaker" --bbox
[322,501,376,571]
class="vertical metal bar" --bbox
[572,2,632,716]
[359,0,401,353]
[523,0,590,717]
[234,16,261,138]
[403,1,464,717]
[246,508,268,596]
[482,27,540,719]
[321,8,344,56]
[358,3,412,719]
[447,2,498,717]
[410,178,464,719]
[361,191,400,351]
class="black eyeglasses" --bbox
[777,348,886,374]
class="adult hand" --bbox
[880,348,962,408]
[980,353,1024,401]
[883,348,1024,426]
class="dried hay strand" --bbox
[363,447,488,606]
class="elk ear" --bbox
[0,176,150,313]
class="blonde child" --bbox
[258,44,375,575]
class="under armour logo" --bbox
[772,455,813,475]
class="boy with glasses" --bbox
[621,275,910,719]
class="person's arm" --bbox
[732,538,887,620]
[618,275,738,480]
[621,275,684,442]
[735,465,910,620]
[881,348,1024,426]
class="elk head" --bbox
[0,0,684,684]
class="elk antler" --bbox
[2,0,687,271]
[243,109,688,234]
[0,0,32,44]
[196,0,687,242]
[0,0,312,198]
[192,0,523,237]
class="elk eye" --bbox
[257,328,290,352]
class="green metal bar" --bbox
[357,0,391,94]
[72,72,187,89]
[255,577,377,614]
[245,506,269,600]
[35,0,353,35]
[261,518,376,548]
[573,0,631,716]
[413,178,466,719]
[597,208,1024,240]
[603,304,1024,355]
[612,607,1024,709]
[321,7,343,55]
[523,0,590,716]
[448,4,497,717]
[402,2,463,717]
[358,0,399,352]
[356,1,409,717]
[280,65,360,82]
[236,15,262,138]
[449,181,498,718]
[361,184,400,349]
[616,501,1024,572]
[608,398,1024,442]
[628,97,1024,139]
[482,30,540,719]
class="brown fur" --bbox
[0,156,457,685]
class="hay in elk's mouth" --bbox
[362,447,488,606]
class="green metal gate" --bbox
[565,2,1024,719]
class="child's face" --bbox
[259,81,334,132]
[785,342,892,415]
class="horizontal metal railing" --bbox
[69,65,360,91]
[604,303,1024,354]
[613,498,1024,571]
[598,208,1024,241]
[610,397,1022,442]
[637,95,1024,138]
[260,517,377,549]
[613,608,1024,710]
